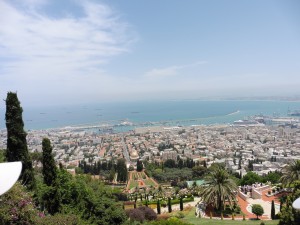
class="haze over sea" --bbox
[1,100,300,131]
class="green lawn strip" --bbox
[144,179,156,186]
[182,207,279,225]
[133,173,138,180]
[137,172,143,179]
[129,180,139,189]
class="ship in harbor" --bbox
[233,119,264,127]
[288,110,300,116]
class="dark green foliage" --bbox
[42,184,61,215]
[137,159,143,172]
[271,200,275,220]
[164,159,176,168]
[168,197,172,213]
[42,138,57,186]
[157,199,161,214]
[240,171,262,185]
[251,204,264,219]
[41,138,60,214]
[56,169,127,224]
[116,158,128,182]
[152,168,193,182]
[5,92,35,189]
[192,166,207,178]
[180,197,183,211]
[262,171,282,184]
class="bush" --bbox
[139,206,157,221]
[126,209,145,223]
[175,212,185,219]
[0,182,38,224]
[126,206,157,223]
[252,204,264,219]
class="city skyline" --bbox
[1,0,300,107]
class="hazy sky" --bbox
[1,0,300,106]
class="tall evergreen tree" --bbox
[42,138,60,214]
[5,92,35,189]
[168,197,172,213]
[42,138,57,186]
[180,197,183,211]
[271,200,275,220]
[136,159,143,172]
[116,158,128,182]
[157,199,161,214]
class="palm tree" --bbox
[200,165,238,211]
[280,160,300,187]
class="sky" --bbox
[0,0,300,107]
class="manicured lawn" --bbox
[182,207,279,225]
[129,180,139,189]
[127,171,158,191]
[144,178,156,186]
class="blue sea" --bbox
[1,100,300,131]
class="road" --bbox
[122,135,131,164]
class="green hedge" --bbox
[142,197,194,206]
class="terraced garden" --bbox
[126,171,159,192]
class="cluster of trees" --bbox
[78,158,128,182]
[157,142,174,151]
[1,92,127,224]
[240,171,282,185]
[144,159,207,182]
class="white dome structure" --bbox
[293,197,300,210]
[0,162,22,196]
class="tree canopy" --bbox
[200,165,238,211]
[251,204,264,219]
[280,160,300,187]
[5,92,35,189]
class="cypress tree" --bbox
[271,200,275,220]
[136,159,143,172]
[5,92,35,189]
[42,138,60,214]
[116,158,128,182]
[157,199,161,214]
[168,197,172,213]
[42,138,57,186]
[180,197,183,211]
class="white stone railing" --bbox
[255,185,270,192]
[251,188,262,199]
[238,190,248,201]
